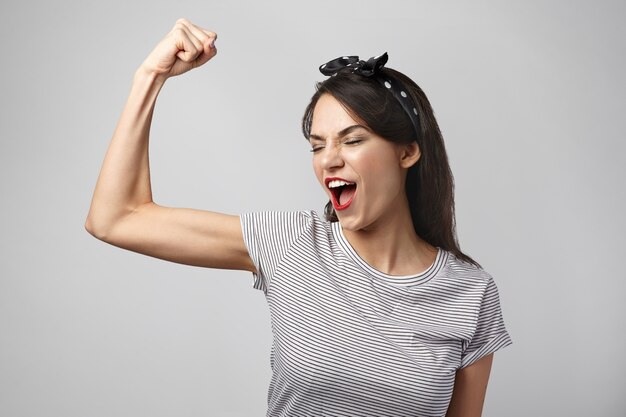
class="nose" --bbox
[318,143,344,171]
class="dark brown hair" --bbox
[302,68,482,269]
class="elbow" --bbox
[84,216,110,241]
[84,207,123,242]
[84,202,152,242]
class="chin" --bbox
[336,214,369,233]
[338,205,396,233]
[336,215,356,230]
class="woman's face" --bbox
[309,93,420,232]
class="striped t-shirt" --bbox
[240,210,512,417]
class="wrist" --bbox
[134,65,168,86]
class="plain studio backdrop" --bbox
[1,0,624,416]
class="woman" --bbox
[85,19,512,417]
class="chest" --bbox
[263,258,474,416]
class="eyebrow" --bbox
[309,124,369,142]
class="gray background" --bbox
[1,0,624,416]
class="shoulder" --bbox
[239,209,329,241]
[238,210,329,291]
[239,209,318,226]
[440,250,498,291]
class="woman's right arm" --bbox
[85,19,256,272]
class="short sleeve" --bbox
[239,211,313,293]
[459,274,513,369]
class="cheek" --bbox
[357,149,393,175]
[357,152,403,191]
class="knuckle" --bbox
[181,52,195,62]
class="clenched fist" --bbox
[140,18,217,79]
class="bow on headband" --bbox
[318,52,422,139]
[319,53,389,77]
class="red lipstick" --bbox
[325,177,357,211]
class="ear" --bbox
[399,141,421,169]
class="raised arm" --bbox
[85,19,255,272]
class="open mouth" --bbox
[327,179,357,210]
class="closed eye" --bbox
[308,139,324,153]
[344,138,363,145]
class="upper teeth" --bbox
[328,180,354,188]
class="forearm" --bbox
[85,67,166,236]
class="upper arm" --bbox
[445,353,494,417]
[87,202,256,272]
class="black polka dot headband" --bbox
[319,52,422,139]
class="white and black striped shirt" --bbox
[240,210,512,417]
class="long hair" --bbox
[302,68,482,269]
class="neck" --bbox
[342,198,438,276]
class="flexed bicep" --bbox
[97,202,256,272]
